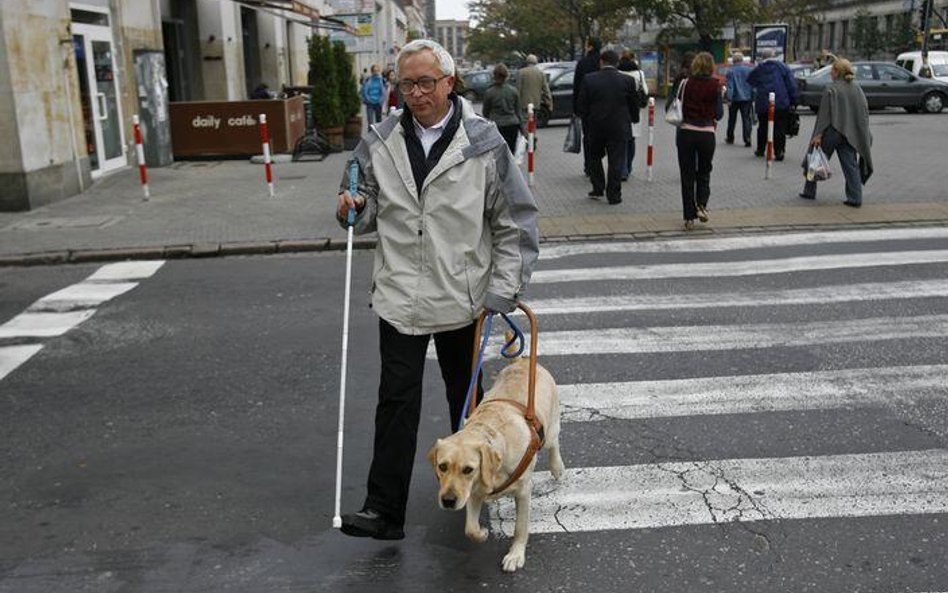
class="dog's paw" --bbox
[501,549,526,572]
[465,526,489,543]
[550,452,566,481]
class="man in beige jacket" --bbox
[517,54,553,124]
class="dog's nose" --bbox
[441,496,457,509]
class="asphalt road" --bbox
[2,226,948,592]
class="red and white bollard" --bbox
[259,113,275,197]
[526,102,536,186]
[132,115,149,200]
[765,92,775,179]
[647,98,655,182]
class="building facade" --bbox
[434,19,468,65]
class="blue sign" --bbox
[753,24,789,62]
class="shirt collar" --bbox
[413,102,455,135]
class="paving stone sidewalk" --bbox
[1,108,945,265]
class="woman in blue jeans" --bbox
[800,58,873,206]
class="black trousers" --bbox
[756,108,789,157]
[726,100,752,144]
[589,132,626,203]
[581,117,592,174]
[676,128,716,221]
[364,318,483,526]
[497,124,520,154]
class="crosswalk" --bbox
[472,228,948,540]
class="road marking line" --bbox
[0,345,43,381]
[0,311,97,338]
[28,282,139,312]
[86,260,165,281]
[532,250,948,283]
[529,279,948,315]
[430,314,948,359]
[488,449,948,535]
[540,227,948,260]
[558,365,948,422]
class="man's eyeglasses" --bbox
[397,75,450,94]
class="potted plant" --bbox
[333,40,363,150]
[308,35,344,151]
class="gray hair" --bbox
[526,54,538,65]
[732,52,744,64]
[396,39,456,77]
[760,47,776,59]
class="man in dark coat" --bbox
[576,49,638,205]
[572,36,601,176]
[747,48,798,160]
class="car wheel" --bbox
[922,91,945,114]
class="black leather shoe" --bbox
[587,191,604,199]
[744,141,752,147]
[754,151,764,158]
[798,193,816,200]
[775,153,785,161]
[608,198,622,205]
[340,508,405,540]
[843,200,862,208]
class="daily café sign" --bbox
[169,96,306,157]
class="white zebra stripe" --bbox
[29,282,139,312]
[488,449,948,535]
[86,260,165,281]
[531,250,948,284]
[0,345,43,381]
[529,279,948,315]
[540,227,948,260]
[435,314,948,360]
[0,311,97,338]
[558,365,948,422]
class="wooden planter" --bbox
[326,126,345,152]
[344,116,362,150]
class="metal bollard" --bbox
[765,92,775,179]
[527,102,536,186]
[259,113,275,198]
[132,115,149,200]
[647,98,655,182]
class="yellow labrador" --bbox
[427,357,564,572]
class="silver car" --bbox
[797,62,948,114]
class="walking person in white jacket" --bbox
[334,39,540,541]
[617,51,648,181]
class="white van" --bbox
[895,51,948,83]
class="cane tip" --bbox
[332,516,342,529]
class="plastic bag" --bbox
[514,132,527,165]
[563,115,582,153]
[806,147,832,182]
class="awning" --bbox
[230,0,357,33]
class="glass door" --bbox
[72,20,126,176]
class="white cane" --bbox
[333,161,359,529]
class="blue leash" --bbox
[456,313,526,432]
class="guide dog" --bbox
[427,356,564,572]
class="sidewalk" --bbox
[2,109,946,266]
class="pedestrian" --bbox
[249,83,271,100]
[747,48,798,160]
[814,49,838,69]
[799,58,873,207]
[360,64,386,125]
[517,54,553,124]
[617,51,648,180]
[725,52,754,147]
[481,63,523,154]
[576,49,639,205]
[334,39,539,541]
[675,52,724,231]
[385,69,400,113]
[573,36,601,176]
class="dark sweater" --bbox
[681,75,723,128]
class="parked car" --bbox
[539,62,577,127]
[788,62,816,78]
[797,61,948,114]
[895,50,948,84]
[460,69,494,102]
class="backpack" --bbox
[362,76,383,105]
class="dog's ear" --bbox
[479,444,501,488]
[427,440,441,468]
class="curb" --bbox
[1,219,947,268]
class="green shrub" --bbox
[308,35,344,128]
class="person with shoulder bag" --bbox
[675,52,724,231]
[799,58,873,207]
[617,51,649,180]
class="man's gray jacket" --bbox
[338,97,539,335]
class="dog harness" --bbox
[479,398,545,496]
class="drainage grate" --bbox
[280,175,307,180]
